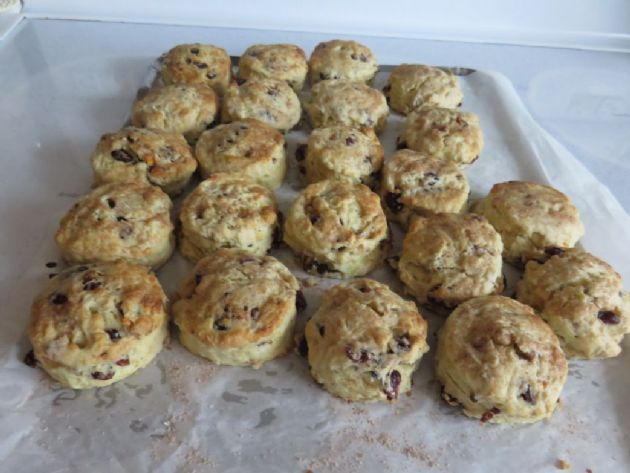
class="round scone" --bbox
[435,296,568,424]
[28,262,168,389]
[173,249,301,368]
[160,43,232,95]
[221,78,301,132]
[516,249,630,359]
[90,126,197,196]
[473,181,584,264]
[398,106,483,167]
[380,149,469,227]
[238,43,308,92]
[179,173,279,262]
[55,182,174,269]
[131,84,218,143]
[284,179,389,278]
[398,213,504,308]
[305,278,429,402]
[195,119,286,189]
[384,64,463,114]
[303,79,389,132]
[298,125,384,187]
[308,39,378,84]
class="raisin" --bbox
[116,358,130,367]
[295,290,307,312]
[214,318,229,331]
[385,370,401,400]
[385,192,404,213]
[295,144,307,162]
[545,247,565,257]
[190,48,199,54]
[309,214,320,225]
[45,261,57,268]
[111,149,136,163]
[480,407,501,423]
[250,307,261,320]
[345,136,356,146]
[598,310,620,325]
[92,371,114,381]
[24,350,37,367]
[346,347,372,363]
[193,61,208,69]
[520,385,536,404]
[315,262,329,275]
[83,280,102,291]
[51,293,67,305]
[106,329,121,341]
[350,53,358,60]
[106,198,116,208]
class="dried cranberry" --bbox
[295,144,307,162]
[295,290,307,312]
[51,293,67,305]
[385,370,401,400]
[106,329,121,341]
[385,192,404,213]
[480,407,501,423]
[24,350,37,367]
[116,358,130,367]
[345,136,356,146]
[111,149,136,163]
[598,310,620,325]
[441,386,460,406]
[520,385,536,404]
[92,371,114,381]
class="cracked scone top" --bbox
[238,43,308,92]
[90,126,197,196]
[473,181,584,264]
[517,249,630,359]
[173,249,302,368]
[55,182,174,269]
[283,179,389,278]
[28,262,168,389]
[305,278,429,402]
[435,296,568,424]
[179,173,279,262]
[308,39,378,85]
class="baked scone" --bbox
[238,43,308,92]
[435,296,568,424]
[55,182,174,269]
[90,126,197,196]
[380,149,469,227]
[398,106,483,167]
[160,43,232,95]
[303,79,389,132]
[283,179,389,278]
[308,40,378,84]
[131,84,218,143]
[173,249,301,368]
[221,78,301,132]
[195,119,286,189]
[398,213,504,308]
[299,125,384,187]
[517,249,630,359]
[28,262,168,389]
[304,278,429,402]
[473,181,584,264]
[383,64,463,114]
[179,173,279,262]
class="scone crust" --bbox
[473,181,584,264]
[305,278,429,402]
[238,43,308,92]
[308,40,378,85]
[517,249,630,359]
[435,295,568,424]
[195,119,286,189]
[55,182,175,269]
[28,262,168,389]
[173,249,300,368]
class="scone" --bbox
[28,262,168,389]
[380,149,469,227]
[435,296,568,424]
[283,179,389,278]
[308,40,378,84]
[179,173,279,262]
[55,182,174,269]
[131,84,218,143]
[90,126,197,196]
[221,78,301,132]
[195,119,286,189]
[305,278,429,402]
[383,64,463,114]
[398,106,483,167]
[160,43,232,95]
[398,213,504,308]
[517,249,630,359]
[238,43,308,92]
[303,79,389,132]
[298,125,384,187]
[173,249,301,368]
[473,181,584,264]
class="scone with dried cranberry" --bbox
[238,43,308,92]
[308,39,378,84]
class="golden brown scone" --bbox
[90,126,197,196]
[435,295,568,424]
[55,182,174,269]
[173,249,301,368]
[308,39,378,85]
[160,43,232,95]
[238,43,308,92]
[398,106,483,167]
[195,119,286,189]
[398,213,504,308]
[517,249,630,359]
[284,179,389,278]
[305,278,429,402]
[28,262,168,389]
[179,173,279,262]
[472,181,584,264]
[380,149,469,227]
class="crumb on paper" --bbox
[555,458,571,470]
